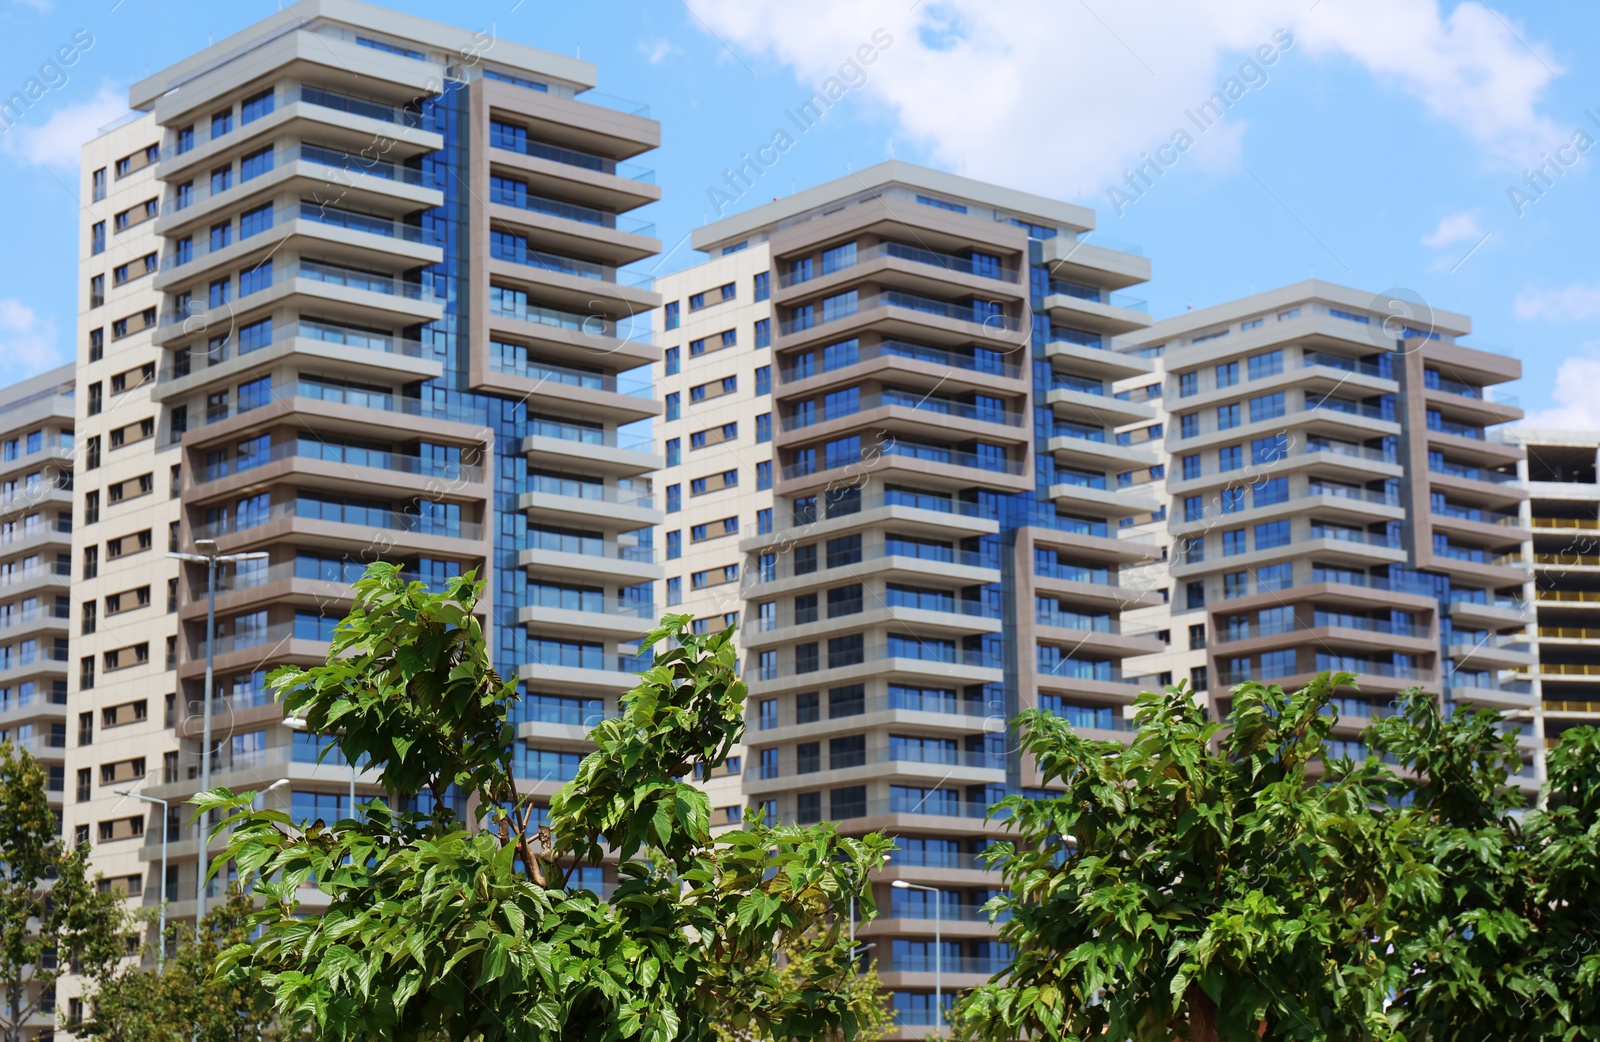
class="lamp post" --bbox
[168,537,268,921]
[114,788,168,975]
[892,879,943,1030]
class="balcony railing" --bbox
[781,242,1021,289]
[1301,352,1389,378]
[528,474,654,509]
[194,441,483,485]
[780,291,1021,337]
[527,531,655,564]
[752,644,1003,682]
[781,391,1024,432]
[778,338,1023,384]
[1429,459,1518,485]
[191,502,482,541]
[527,419,653,453]
[291,85,427,128]
[781,441,1024,481]
[1043,280,1148,313]
[488,182,655,236]
[0,605,71,633]
[489,132,655,183]
[489,355,652,397]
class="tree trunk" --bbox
[1186,982,1219,1042]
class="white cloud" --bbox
[1,84,126,169]
[684,0,1562,204]
[1520,350,1600,430]
[641,38,677,64]
[0,298,64,384]
[10,0,53,11]
[1423,211,1484,248]
[1513,283,1600,323]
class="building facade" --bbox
[0,366,76,1035]
[1505,429,1600,749]
[655,162,1165,1031]
[56,3,662,1023]
[1124,283,1540,776]
[5,6,1563,1033]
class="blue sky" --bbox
[1,0,1596,425]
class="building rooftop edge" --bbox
[0,364,74,406]
[1129,279,1473,341]
[128,0,596,114]
[689,160,1097,253]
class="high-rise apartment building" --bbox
[60,0,662,996]
[1505,429,1600,749]
[1123,282,1540,777]
[0,367,76,1036]
[655,162,1165,1030]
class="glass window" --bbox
[755,366,771,396]
[1248,349,1283,380]
[753,271,770,301]
[240,146,273,181]
[241,88,274,123]
[1249,392,1285,422]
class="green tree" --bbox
[950,677,1600,1042]
[202,563,894,1042]
[951,673,1402,1042]
[708,932,893,1042]
[1369,693,1600,1041]
[78,890,279,1042]
[0,739,131,1042]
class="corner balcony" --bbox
[154,202,443,294]
[516,646,653,695]
[739,491,999,556]
[487,181,659,268]
[778,337,1027,400]
[522,423,660,479]
[748,643,1005,697]
[776,439,1032,498]
[155,143,445,243]
[1045,373,1157,427]
[776,390,1030,452]
[1033,611,1167,659]
[1038,233,1150,289]
[741,597,1002,652]
[484,294,657,375]
[776,291,1028,354]
[491,355,659,425]
[487,127,659,214]
[189,501,487,560]
[187,439,487,504]
[152,318,443,403]
[0,684,68,731]
[1049,471,1161,518]
[518,594,655,642]
[1040,280,1151,335]
[518,535,661,585]
[486,236,657,320]
[518,476,659,532]
[153,261,443,350]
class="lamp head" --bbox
[194,538,219,556]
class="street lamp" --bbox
[892,879,943,1029]
[169,537,268,921]
[114,788,168,975]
